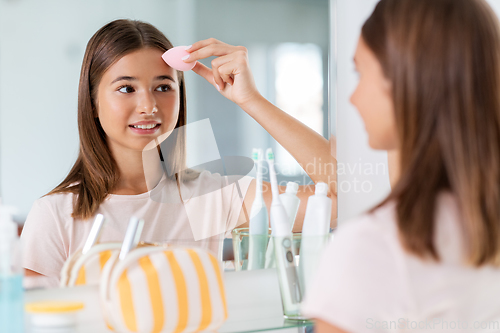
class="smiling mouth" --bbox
[129,124,161,130]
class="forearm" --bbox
[241,96,337,194]
[184,39,337,194]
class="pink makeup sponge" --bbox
[162,46,196,71]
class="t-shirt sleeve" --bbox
[21,198,67,284]
[300,217,406,333]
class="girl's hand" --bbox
[183,38,262,108]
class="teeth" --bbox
[133,124,157,129]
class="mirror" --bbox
[0,0,332,273]
[0,0,330,220]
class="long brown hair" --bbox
[48,19,189,220]
[364,0,500,266]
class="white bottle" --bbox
[299,182,332,295]
[279,182,300,231]
[247,149,269,270]
[0,204,24,333]
[265,183,300,269]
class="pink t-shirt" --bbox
[21,171,253,287]
[301,193,500,333]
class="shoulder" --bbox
[321,203,403,285]
[27,192,75,226]
[21,193,76,279]
[38,192,75,211]
[301,203,411,331]
[334,201,399,251]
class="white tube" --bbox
[266,149,302,316]
[298,182,332,295]
[279,182,300,231]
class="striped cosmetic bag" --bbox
[100,246,228,333]
[60,214,122,287]
[60,242,121,287]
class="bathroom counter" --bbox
[25,269,313,333]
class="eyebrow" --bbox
[111,75,176,85]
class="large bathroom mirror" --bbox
[0,0,332,219]
[0,0,333,262]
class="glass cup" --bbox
[231,228,303,271]
[231,228,333,320]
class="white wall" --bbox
[487,0,500,15]
[335,0,391,223]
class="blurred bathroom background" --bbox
[0,0,330,221]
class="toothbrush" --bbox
[119,217,145,260]
[82,214,105,255]
[247,149,269,270]
[266,148,302,314]
[266,148,291,237]
[265,148,292,268]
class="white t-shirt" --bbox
[301,193,500,333]
[21,171,253,288]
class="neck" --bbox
[110,144,163,195]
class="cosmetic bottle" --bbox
[247,149,269,270]
[266,149,303,318]
[0,204,24,333]
[298,182,332,295]
[279,182,300,231]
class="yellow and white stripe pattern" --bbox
[106,247,227,333]
[60,243,121,287]
[74,249,115,285]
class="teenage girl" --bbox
[296,0,500,332]
[21,19,337,287]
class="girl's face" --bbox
[350,37,398,150]
[96,48,180,154]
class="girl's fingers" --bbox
[219,71,234,86]
[189,42,250,91]
[212,64,225,91]
[184,39,244,63]
[210,52,238,69]
[191,62,226,91]
[187,44,238,62]
[191,62,214,85]
[193,58,232,89]
[211,53,240,85]
[186,38,224,53]
[217,63,237,85]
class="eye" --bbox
[155,84,172,92]
[118,85,135,93]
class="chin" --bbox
[368,138,393,151]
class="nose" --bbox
[137,90,158,115]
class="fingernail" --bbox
[181,54,190,61]
[216,84,221,91]
[185,45,192,50]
